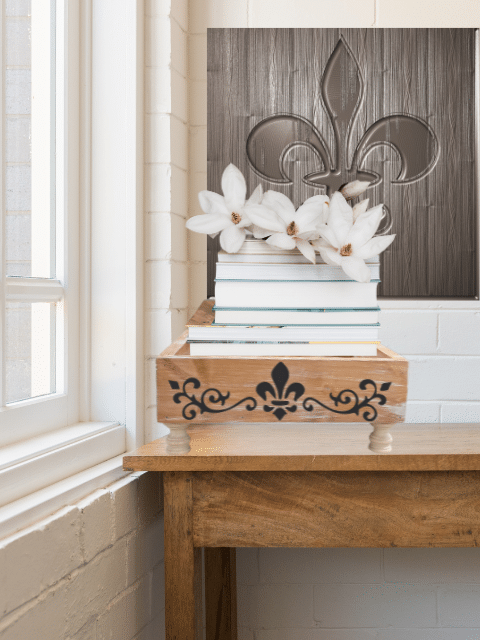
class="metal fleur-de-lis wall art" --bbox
[168,362,392,423]
[246,37,439,227]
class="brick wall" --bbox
[0,473,165,640]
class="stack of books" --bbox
[188,239,381,356]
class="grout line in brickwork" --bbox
[436,313,440,351]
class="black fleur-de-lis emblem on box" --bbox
[247,37,439,205]
[256,362,305,421]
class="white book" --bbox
[188,324,380,342]
[188,341,379,356]
[216,262,380,281]
[214,280,379,309]
[213,307,380,325]
[218,244,379,264]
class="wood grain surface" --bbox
[157,302,408,425]
[192,470,480,548]
[207,29,478,299]
[157,352,407,424]
[163,472,202,640]
[204,548,237,640]
[123,424,480,472]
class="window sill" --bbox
[0,452,131,540]
[0,421,126,512]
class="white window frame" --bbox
[0,0,144,538]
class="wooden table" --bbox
[124,424,480,640]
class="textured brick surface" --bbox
[63,540,128,636]
[441,402,480,423]
[237,584,314,628]
[256,631,377,640]
[385,548,480,584]
[407,357,480,401]
[438,586,480,627]
[249,0,375,27]
[405,401,441,423]
[377,0,480,25]
[259,548,382,585]
[438,312,480,355]
[78,490,115,563]
[379,311,438,355]
[314,584,437,628]
[0,506,82,616]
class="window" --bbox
[0,0,143,533]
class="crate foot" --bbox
[166,425,191,454]
[369,423,393,453]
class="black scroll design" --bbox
[303,379,392,422]
[168,378,257,421]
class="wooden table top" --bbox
[123,423,480,472]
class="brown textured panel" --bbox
[163,472,203,640]
[207,29,478,298]
[204,548,237,640]
[193,470,480,547]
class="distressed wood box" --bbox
[156,301,409,454]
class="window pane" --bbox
[4,0,55,279]
[5,301,56,404]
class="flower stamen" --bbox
[231,212,241,224]
[340,243,352,256]
[287,221,298,236]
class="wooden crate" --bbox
[157,301,408,427]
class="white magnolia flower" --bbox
[186,164,259,253]
[312,191,396,283]
[247,191,329,264]
[340,180,371,201]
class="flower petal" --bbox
[246,184,263,205]
[316,245,342,266]
[296,195,330,226]
[346,204,384,250]
[251,224,272,239]
[221,164,247,212]
[295,238,316,264]
[219,224,247,253]
[295,208,323,233]
[261,191,296,224]
[326,191,353,246]
[186,213,231,234]
[265,233,296,250]
[341,180,370,200]
[316,223,341,249]
[352,198,369,222]
[339,256,372,283]
[245,204,286,232]
[355,234,396,259]
[198,190,230,217]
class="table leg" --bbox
[164,471,202,640]
[369,423,393,453]
[205,548,237,640]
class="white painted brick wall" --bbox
[0,473,165,640]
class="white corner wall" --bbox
[186,0,480,638]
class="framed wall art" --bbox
[207,28,479,298]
